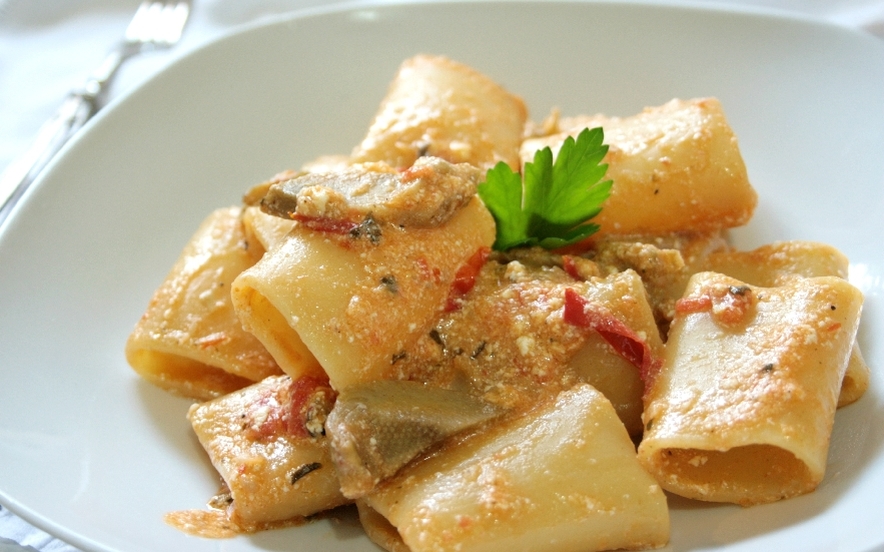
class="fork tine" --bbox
[124,1,155,43]
[125,0,191,46]
[163,2,190,43]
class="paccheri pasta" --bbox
[126,54,868,550]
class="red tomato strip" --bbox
[445,247,490,312]
[244,376,335,440]
[291,214,359,235]
[563,287,661,385]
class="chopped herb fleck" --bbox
[429,328,444,347]
[349,215,382,244]
[381,274,399,293]
[289,462,322,484]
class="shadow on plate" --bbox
[134,378,214,474]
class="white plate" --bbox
[1,1,883,551]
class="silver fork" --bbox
[0,0,191,227]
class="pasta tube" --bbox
[362,384,670,552]
[638,272,863,506]
[523,98,757,237]
[125,207,282,400]
[593,238,869,407]
[231,197,495,390]
[702,240,869,407]
[351,55,527,170]
[187,375,348,525]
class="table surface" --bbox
[1,0,883,550]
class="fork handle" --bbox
[0,90,96,227]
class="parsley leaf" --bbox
[478,127,612,251]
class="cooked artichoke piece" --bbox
[326,380,502,498]
[260,156,481,228]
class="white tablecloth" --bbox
[1,0,882,550]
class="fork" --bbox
[0,0,191,227]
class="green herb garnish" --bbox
[477,127,612,251]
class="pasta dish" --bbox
[125,55,868,551]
